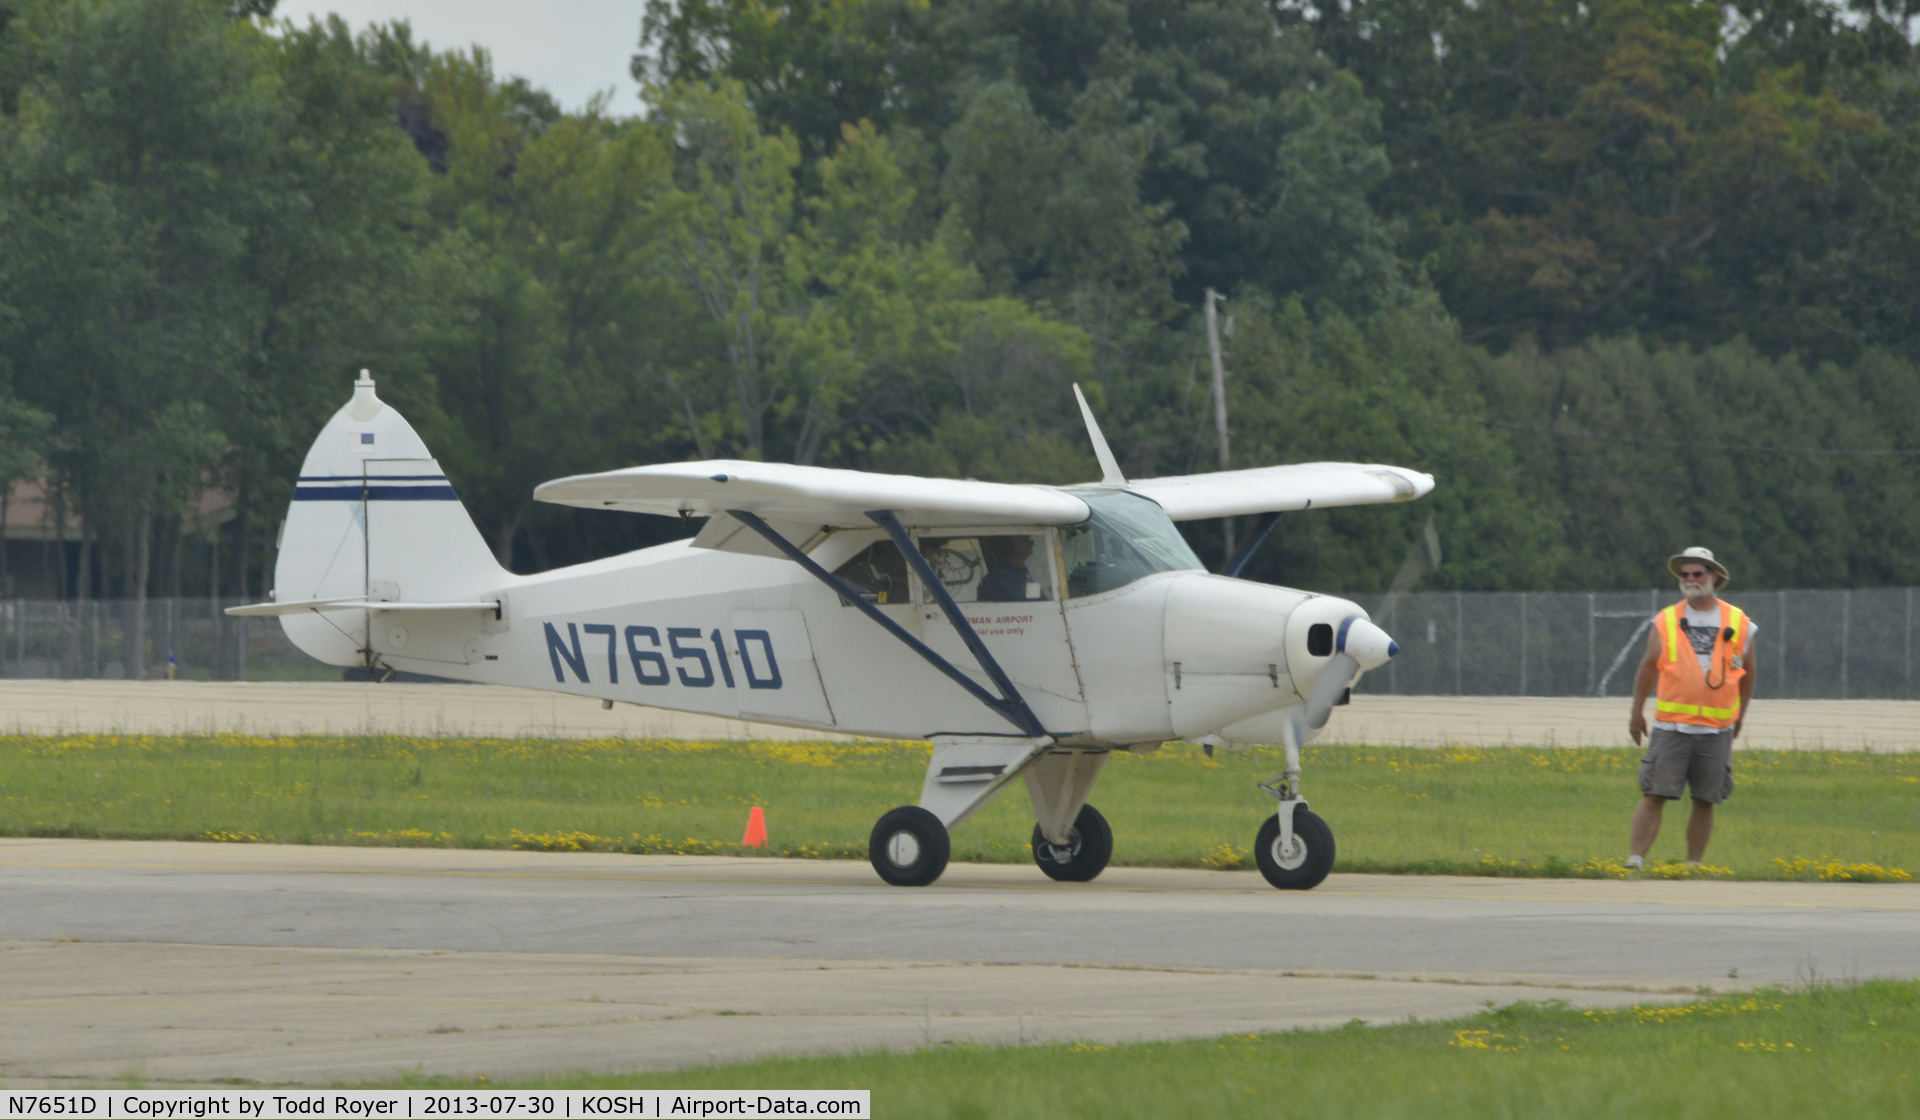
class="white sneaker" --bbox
[1626,855,1644,870]
[1686,861,1702,869]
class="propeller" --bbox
[1376,515,1442,622]
[1303,616,1400,731]
[1302,652,1358,731]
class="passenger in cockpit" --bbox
[976,535,1036,602]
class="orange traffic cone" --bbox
[742,806,767,847]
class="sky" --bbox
[275,1,649,114]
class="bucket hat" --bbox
[1667,546,1728,589]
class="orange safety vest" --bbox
[1653,598,1749,729]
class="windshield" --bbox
[1059,490,1204,597]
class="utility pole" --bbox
[1204,287,1232,556]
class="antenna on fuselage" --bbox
[1072,383,1126,486]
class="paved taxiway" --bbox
[4,839,1917,1086]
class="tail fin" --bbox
[1073,383,1126,486]
[275,371,506,665]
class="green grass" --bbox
[423,981,1920,1118]
[1,733,1916,879]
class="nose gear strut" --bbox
[1250,722,1334,889]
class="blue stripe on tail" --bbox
[293,484,459,501]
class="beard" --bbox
[1680,579,1716,601]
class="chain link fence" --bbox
[2,589,1915,697]
[0,599,329,681]
[1353,588,1920,700]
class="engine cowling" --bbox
[1163,576,1397,745]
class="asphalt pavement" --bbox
[4,840,1915,1086]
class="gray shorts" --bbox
[1639,727,1734,803]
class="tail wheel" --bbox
[1255,808,1334,890]
[869,806,950,887]
[1031,803,1113,882]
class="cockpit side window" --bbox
[917,534,1053,604]
[832,541,910,605]
[1059,491,1204,597]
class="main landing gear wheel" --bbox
[1255,808,1334,891]
[1031,803,1113,882]
[869,806,950,887]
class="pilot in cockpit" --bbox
[976,535,1036,602]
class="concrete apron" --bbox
[1,682,1916,751]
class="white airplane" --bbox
[233,372,1430,890]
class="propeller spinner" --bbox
[1302,615,1398,730]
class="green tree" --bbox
[638,0,1408,315]
[637,0,926,163]
[0,1,439,646]
[1481,335,1920,589]
[230,16,439,595]
[653,79,801,460]
[1167,295,1567,590]
[862,295,1096,484]
[933,77,1184,401]
[917,0,1405,311]
[0,390,53,595]
[784,116,1102,480]
[0,0,273,644]
[1307,0,1885,349]
[1685,2,1920,362]
[777,121,969,463]
[390,41,689,568]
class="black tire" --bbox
[1254,807,1334,890]
[869,806,950,887]
[1030,803,1114,882]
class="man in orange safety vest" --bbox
[1625,547,1757,871]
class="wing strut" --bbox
[727,510,1052,741]
[864,510,1051,738]
[1219,511,1281,578]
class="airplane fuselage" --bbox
[291,526,1365,748]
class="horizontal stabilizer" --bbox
[1127,462,1433,521]
[226,598,499,617]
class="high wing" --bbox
[533,459,1089,528]
[1124,462,1434,521]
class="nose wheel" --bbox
[869,806,951,886]
[1031,803,1113,882]
[1255,807,1334,890]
